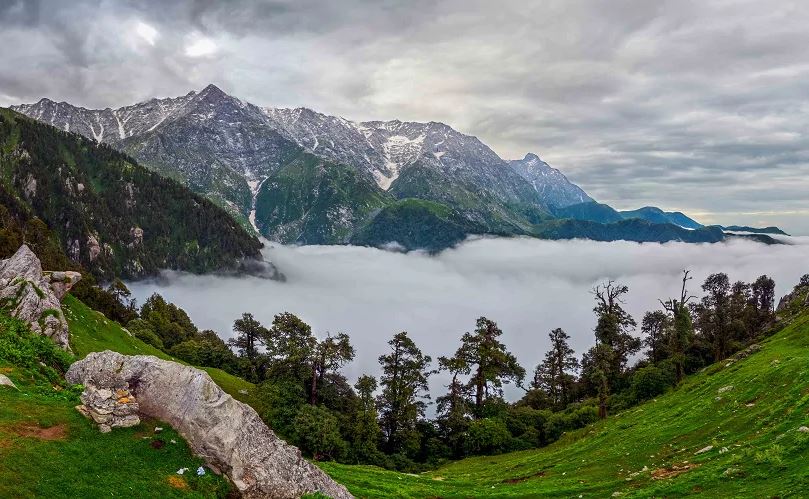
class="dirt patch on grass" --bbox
[502,471,546,484]
[0,368,13,374]
[166,475,190,490]
[12,423,68,441]
[651,463,700,480]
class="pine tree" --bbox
[641,310,670,364]
[445,317,525,418]
[309,333,355,405]
[376,332,432,456]
[659,270,696,382]
[351,375,382,462]
[532,328,579,408]
[590,281,639,418]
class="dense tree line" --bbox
[0,109,262,280]
[96,271,802,472]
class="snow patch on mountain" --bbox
[508,153,593,208]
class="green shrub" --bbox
[292,404,348,461]
[631,365,675,402]
[126,318,164,349]
[0,312,73,384]
[464,418,512,455]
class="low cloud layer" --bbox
[2,1,809,233]
[128,237,809,405]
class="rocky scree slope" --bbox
[0,108,263,279]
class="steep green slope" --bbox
[534,218,725,243]
[255,152,391,244]
[620,206,703,229]
[321,311,809,497]
[350,198,489,252]
[0,108,262,279]
[390,163,550,236]
[63,295,256,406]
[0,311,231,498]
[552,201,624,224]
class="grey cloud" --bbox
[1,0,808,233]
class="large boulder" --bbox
[67,351,353,499]
[0,245,80,350]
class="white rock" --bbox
[0,373,17,389]
[67,351,352,499]
[799,426,809,433]
[0,245,80,351]
[717,385,734,394]
[695,445,714,455]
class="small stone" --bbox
[238,389,248,395]
[695,445,714,455]
[154,426,163,433]
[177,468,189,475]
[798,426,809,433]
[0,374,17,389]
[99,424,111,433]
[719,447,729,454]
[717,385,733,394]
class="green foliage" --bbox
[351,198,486,252]
[320,309,809,497]
[0,313,73,385]
[464,418,512,455]
[255,153,390,244]
[377,332,433,457]
[127,318,165,349]
[630,365,674,402]
[292,404,348,461]
[0,108,261,279]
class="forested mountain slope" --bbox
[0,109,262,279]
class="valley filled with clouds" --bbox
[129,236,809,403]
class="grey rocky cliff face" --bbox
[0,245,80,351]
[66,351,353,499]
[508,153,593,208]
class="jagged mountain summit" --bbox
[12,84,742,249]
[508,153,593,208]
[11,85,560,245]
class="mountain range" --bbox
[10,85,783,250]
[0,108,263,279]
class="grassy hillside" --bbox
[320,310,809,497]
[63,295,256,406]
[4,294,807,497]
[0,310,231,498]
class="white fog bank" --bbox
[128,236,809,402]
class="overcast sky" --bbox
[1,0,808,233]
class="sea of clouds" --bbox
[128,236,809,404]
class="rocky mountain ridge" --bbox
[11,85,785,249]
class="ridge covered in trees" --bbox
[0,108,262,279]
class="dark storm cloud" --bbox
[1,0,808,232]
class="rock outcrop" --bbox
[67,351,353,499]
[75,370,141,433]
[0,245,80,350]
